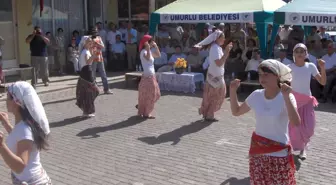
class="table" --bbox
[157,72,204,93]
[125,72,142,88]
[240,80,261,87]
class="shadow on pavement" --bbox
[138,120,212,145]
[76,115,146,139]
[294,154,302,171]
[220,177,250,185]
[50,116,88,128]
[43,98,77,106]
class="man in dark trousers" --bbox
[26,26,50,86]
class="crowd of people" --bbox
[24,21,336,104]
[0,21,334,184]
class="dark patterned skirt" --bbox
[76,65,99,114]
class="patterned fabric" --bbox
[91,37,104,62]
[157,72,204,93]
[249,155,296,185]
[289,91,318,151]
[199,82,226,118]
[138,75,161,116]
[76,75,99,115]
[11,168,52,185]
[206,73,224,88]
[249,132,295,169]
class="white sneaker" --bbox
[82,113,95,118]
[299,150,307,160]
[87,114,95,117]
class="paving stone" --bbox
[0,81,335,184]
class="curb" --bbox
[0,76,126,102]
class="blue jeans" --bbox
[92,61,109,91]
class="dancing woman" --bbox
[137,35,161,119]
[288,43,326,160]
[196,30,233,121]
[76,38,100,118]
[230,59,300,185]
[0,81,51,184]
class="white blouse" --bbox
[140,49,155,76]
[207,43,224,77]
[246,89,297,157]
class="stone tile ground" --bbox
[0,78,335,185]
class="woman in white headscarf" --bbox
[196,30,233,121]
[288,43,326,160]
[0,81,51,184]
[230,60,300,185]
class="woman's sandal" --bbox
[144,115,156,119]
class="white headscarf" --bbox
[8,81,50,135]
[293,43,309,63]
[194,30,223,48]
[259,59,292,82]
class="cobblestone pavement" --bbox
[0,81,335,185]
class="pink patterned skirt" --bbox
[199,82,226,118]
[289,91,318,151]
[138,75,160,116]
[250,155,296,185]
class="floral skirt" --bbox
[249,155,296,185]
[199,82,226,117]
[138,75,160,116]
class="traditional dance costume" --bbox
[196,31,227,120]
[288,43,321,158]
[244,60,297,184]
[76,48,99,116]
[137,35,161,117]
[7,82,52,185]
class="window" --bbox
[131,0,149,20]
[118,0,129,18]
[0,0,13,22]
[155,0,176,10]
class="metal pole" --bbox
[51,0,55,34]
[84,0,88,31]
[128,0,131,22]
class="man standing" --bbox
[55,28,66,75]
[89,26,112,94]
[96,22,107,66]
[26,26,50,86]
[321,41,336,103]
[125,22,138,70]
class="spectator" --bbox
[109,34,126,71]
[45,32,57,74]
[245,49,263,80]
[186,46,204,72]
[158,45,186,72]
[277,49,293,65]
[320,41,336,103]
[25,26,50,86]
[55,27,66,75]
[67,37,80,74]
